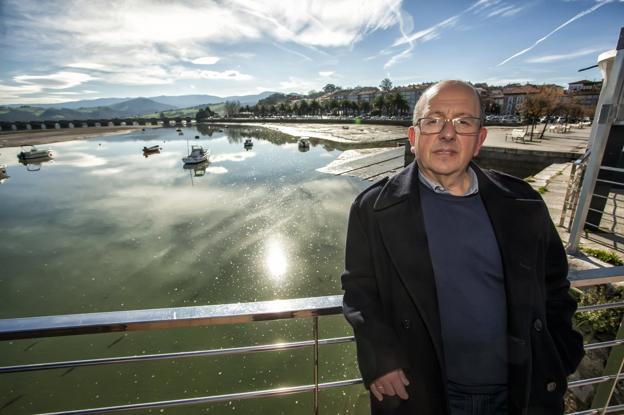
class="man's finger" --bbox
[393,382,409,400]
[381,382,397,396]
[370,384,383,402]
[399,370,410,386]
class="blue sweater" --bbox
[419,181,508,391]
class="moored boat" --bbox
[182,145,209,164]
[18,146,53,160]
[143,145,161,152]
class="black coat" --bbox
[341,162,584,415]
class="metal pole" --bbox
[313,316,319,415]
[568,29,624,253]
[600,347,624,415]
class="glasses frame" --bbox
[415,117,482,135]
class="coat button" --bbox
[546,382,557,392]
[533,318,543,332]
[402,319,411,329]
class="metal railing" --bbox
[2,270,624,414]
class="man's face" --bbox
[408,84,487,180]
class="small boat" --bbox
[0,164,6,175]
[244,139,253,148]
[182,145,209,164]
[143,145,161,152]
[176,128,182,132]
[298,138,310,148]
[195,135,200,139]
[18,146,53,160]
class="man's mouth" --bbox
[433,149,457,155]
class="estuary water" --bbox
[0,126,372,414]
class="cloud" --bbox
[66,62,111,71]
[497,0,613,66]
[191,56,221,65]
[272,42,312,61]
[526,47,607,63]
[175,68,253,81]
[14,71,96,89]
[319,71,334,77]
[486,4,525,18]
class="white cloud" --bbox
[191,56,221,65]
[497,0,613,66]
[66,62,111,71]
[484,77,534,86]
[14,71,96,89]
[526,47,606,63]
[175,68,253,81]
[319,71,334,77]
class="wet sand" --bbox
[231,122,407,144]
[0,126,158,148]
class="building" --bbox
[501,85,541,115]
[567,80,603,117]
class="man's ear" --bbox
[408,126,416,154]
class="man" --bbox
[341,80,584,415]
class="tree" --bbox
[310,100,321,116]
[373,94,386,115]
[323,84,339,93]
[380,78,393,92]
[299,100,310,116]
[358,100,371,115]
[224,100,240,117]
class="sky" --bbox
[0,0,622,105]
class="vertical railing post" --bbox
[313,316,319,415]
[592,315,624,411]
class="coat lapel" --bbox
[373,164,446,369]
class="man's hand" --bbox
[369,369,410,402]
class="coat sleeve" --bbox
[341,200,409,387]
[543,214,585,376]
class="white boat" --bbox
[18,146,53,160]
[182,145,209,164]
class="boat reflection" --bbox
[183,160,210,177]
[0,164,9,183]
[18,155,53,172]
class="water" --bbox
[0,126,371,414]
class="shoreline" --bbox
[0,126,158,148]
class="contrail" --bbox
[497,0,613,66]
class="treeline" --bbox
[197,92,410,119]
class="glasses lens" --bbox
[418,117,480,134]
[419,118,444,134]
[454,118,480,134]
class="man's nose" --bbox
[439,120,457,140]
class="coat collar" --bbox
[373,161,516,212]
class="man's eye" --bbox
[424,119,439,125]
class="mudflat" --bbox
[0,126,157,148]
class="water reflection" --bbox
[264,236,288,281]
[18,156,54,172]
[182,160,210,177]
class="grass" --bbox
[579,247,624,266]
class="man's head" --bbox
[408,80,487,184]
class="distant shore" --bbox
[0,126,157,148]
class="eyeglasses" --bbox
[416,117,481,135]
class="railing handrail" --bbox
[2,268,624,341]
[0,295,343,340]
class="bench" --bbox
[505,128,527,143]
